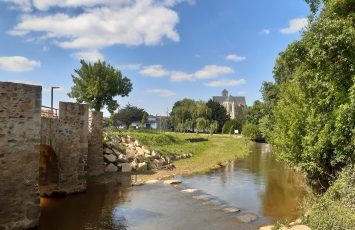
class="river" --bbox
[39,143,307,230]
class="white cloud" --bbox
[259,29,271,35]
[194,65,234,79]
[280,18,308,34]
[0,56,40,72]
[147,88,176,97]
[71,50,104,62]
[140,64,234,81]
[8,1,181,51]
[139,65,169,78]
[205,79,246,87]
[225,54,246,62]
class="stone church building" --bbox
[213,89,246,119]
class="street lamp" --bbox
[51,86,60,110]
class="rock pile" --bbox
[103,135,193,173]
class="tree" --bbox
[141,113,148,129]
[206,99,229,132]
[265,0,355,188]
[208,120,218,135]
[113,104,147,129]
[68,60,132,113]
[195,117,207,134]
[242,123,262,140]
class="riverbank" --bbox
[93,131,249,184]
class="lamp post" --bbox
[51,86,60,110]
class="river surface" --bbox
[39,143,307,230]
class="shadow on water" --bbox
[39,143,307,230]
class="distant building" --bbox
[212,89,246,119]
[131,115,169,130]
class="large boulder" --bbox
[148,159,160,170]
[136,147,145,155]
[105,163,118,172]
[130,159,138,170]
[104,154,117,163]
[119,163,132,172]
[135,154,145,163]
[151,151,160,159]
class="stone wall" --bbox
[88,111,104,176]
[0,82,41,229]
[40,102,89,195]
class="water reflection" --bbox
[183,142,306,222]
[39,143,306,229]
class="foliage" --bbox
[242,123,262,140]
[260,0,355,187]
[113,104,147,129]
[141,113,148,129]
[303,164,355,230]
[195,117,208,134]
[68,60,132,113]
[208,120,218,135]
[206,99,229,132]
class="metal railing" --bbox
[41,106,59,118]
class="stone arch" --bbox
[38,144,59,196]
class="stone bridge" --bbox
[0,82,104,229]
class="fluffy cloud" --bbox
[0,56,40,72]
[140,64,234,81]
[139,65,169,77]
[225,54,246,62]
[147,88,176,97]
[205,79,246,87]
[71,50,104,62]
[280,18,308,34]
[118,64,142,71]
[194,65,234,79]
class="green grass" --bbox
[106,129,249,176]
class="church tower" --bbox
[222,89,228,97]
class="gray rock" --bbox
[163,180,182,185]
[105,163,118,172]
[159,158,167,166]
[222,207,240,213]
[151,151,161,159]
[130,160,138,170]
[236,214,257,223]
[104,154,117,163]
[135,154,145,163]
[148,159,160,170]
[119,163,132,172]
[104,148,114,154]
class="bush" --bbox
[303,164,355,230]
[242,123,262,140]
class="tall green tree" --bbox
[206,99,229,132]
[68,60,132,113]
[266,0,355,187]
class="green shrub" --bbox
[303,164,355,230]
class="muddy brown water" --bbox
[39,143,307,230]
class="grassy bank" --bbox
[105,130,249,180]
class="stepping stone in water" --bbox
[236,213,257,223]
[192,194,210,201]
[181,188,198,193]
[222,207,241,213]
[145,180,160,184]
[163,179,182,185]
[203,200,223,206]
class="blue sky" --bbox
[0,0,310,116]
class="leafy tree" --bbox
[196,117,207,134]
[265,0,355,187]
[208,120,218,135]
[242,123,262,140]
[113,104,147,129]
[68,60,132,113]
[206,99,229,132]
[141,113,148,129]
